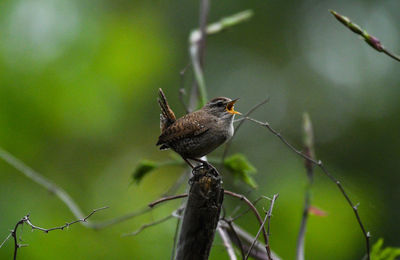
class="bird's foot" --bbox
[191,160,219,177]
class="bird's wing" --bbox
[156,110,211,146]
[158,88,176,131]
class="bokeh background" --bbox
[1,0,399,259]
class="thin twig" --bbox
[171,211,182,260]
[148,193,188,208]
[161,171,188,197]
[189,0,209,108]
[179,62,192,113]
[218,225,237,260]
[230,196,267,222]
[189,9,254,108]
[224,190,268,246]
[245,194,279,260]
[296,112,315,260]
[243,116,371,259]
[83,206,151,230]
[222,219,245,259]
[330,10,400,63]
[265,194,279,260]
[198,0,209,69]
[24,207,108,233]
[0,233,12,249]
[7,207,107,260]
[219,221,282,260]
[122,215,174,236]
[221,97,270,165]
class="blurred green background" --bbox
[1,0,399,259]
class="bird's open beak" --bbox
[226,98,241,115]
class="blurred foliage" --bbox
[0,0,399,259]
[132,160,159,184]
[371,238,400,260]
[224,153,257,188]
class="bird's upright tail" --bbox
[158,88,176,131]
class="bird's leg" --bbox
[181,157,195,168]
[189,158,218,175]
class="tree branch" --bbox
[175,167,224,260]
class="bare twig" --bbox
[148,193,188,208]
[243,116,371,259]
[230,196,266,222]
[222,219,245,259]
[224,190,268,246]
[296,113,315,260]
[25,207,108,233]
[161,172,188,197]
[219,221,282,260]
[330,10,400,62]
[189,9,254,108]
[123,214,174,236]
[218,225,237,260]
[171,214,182,260]
[189,0,209,109]
[179,63,192,113]
[265,194,279,260]
[221,97,270,165]
[0,233,12,249]
[7,207,107,260]
[198,0,209,68]
[245,194,279,260]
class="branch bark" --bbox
[175,166,224,260]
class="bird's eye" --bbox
[216,101,224,107]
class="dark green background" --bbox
[1,0,399,259]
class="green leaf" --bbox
[224,153,258,188]
[371,238,400,260]
[132,160,159,184]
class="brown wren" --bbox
[156,88,241,168]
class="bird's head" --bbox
[203,97,241,118]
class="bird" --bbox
[156,88,241,169]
